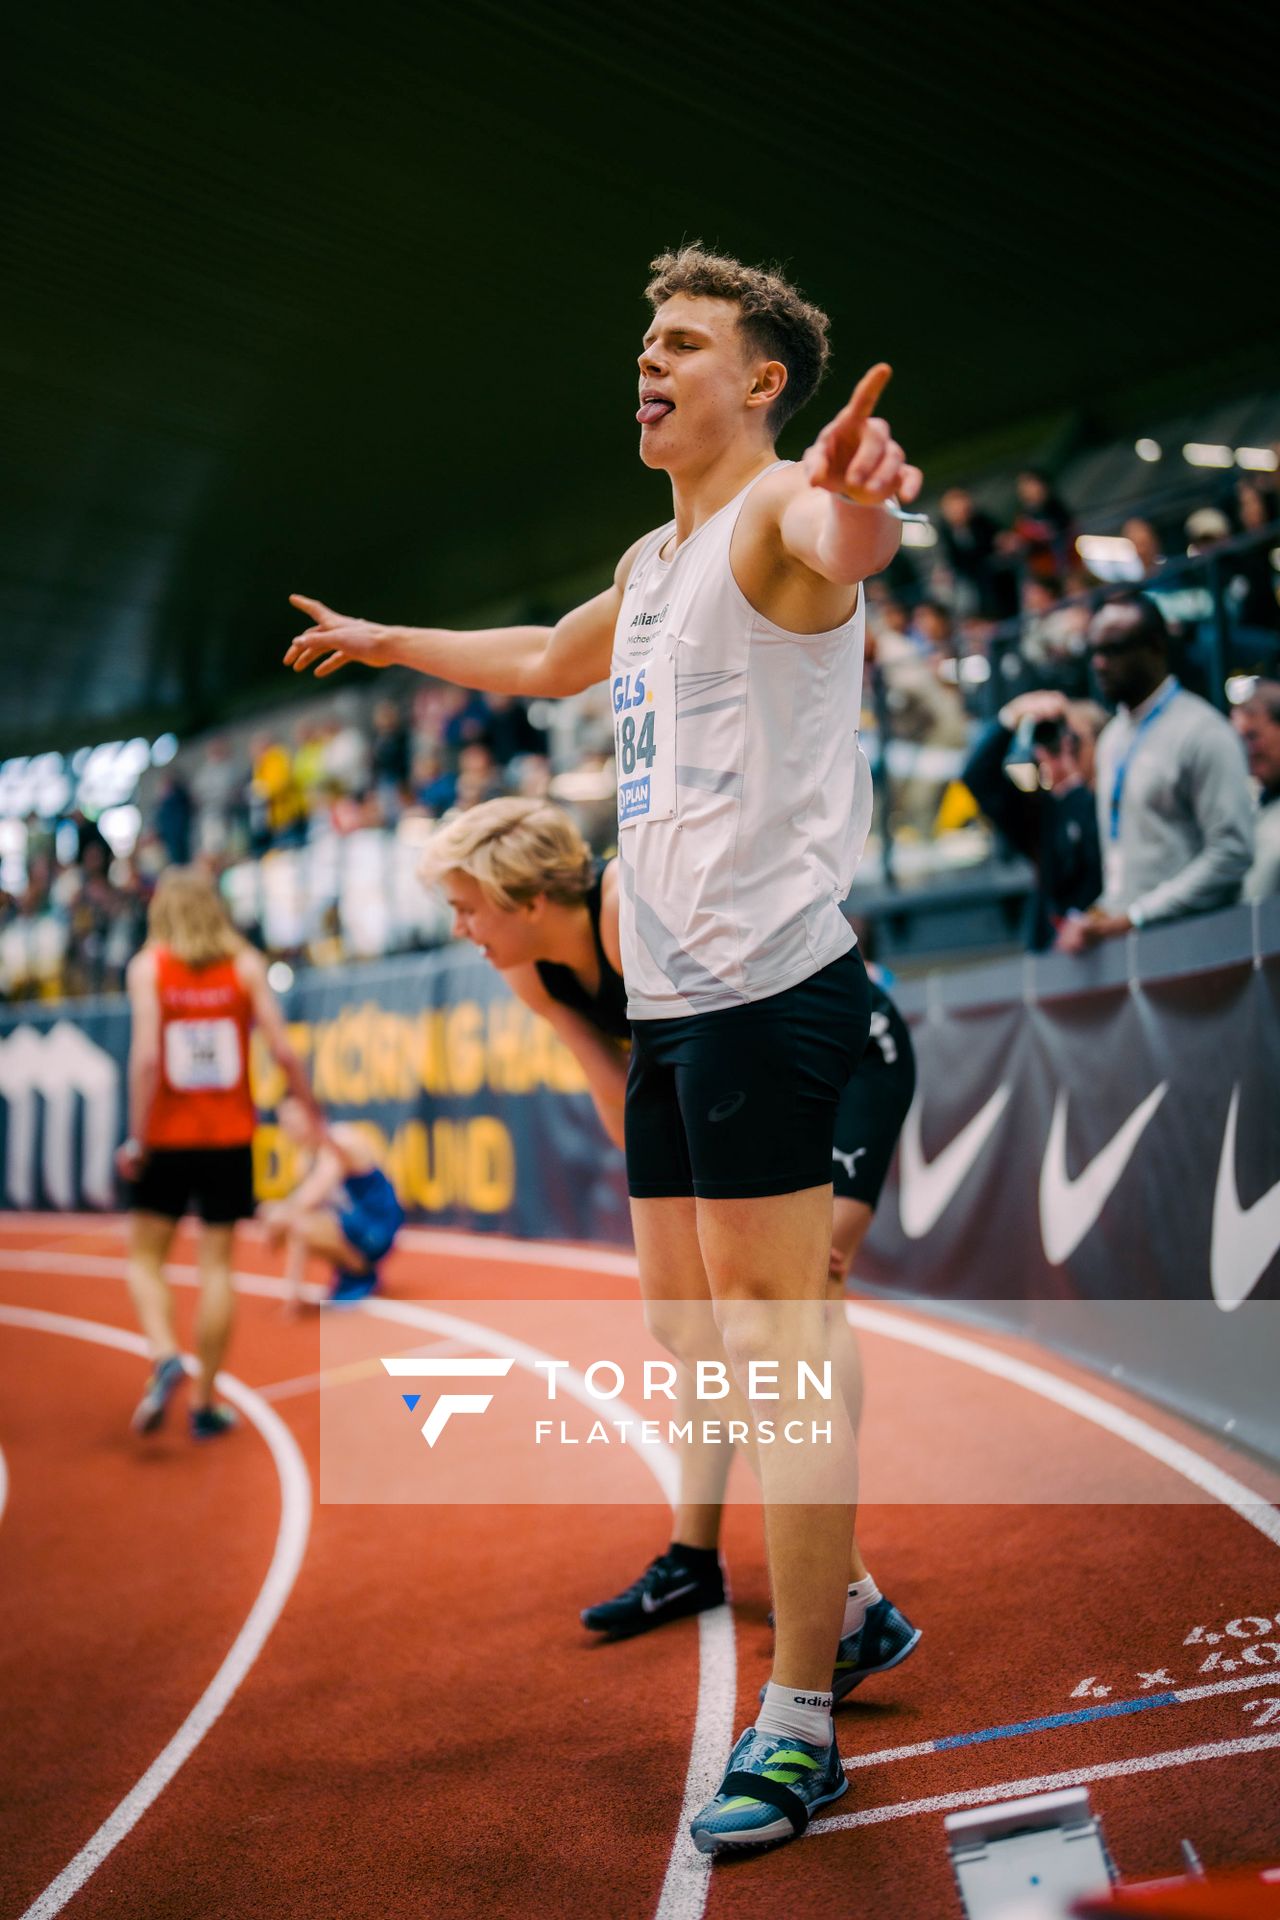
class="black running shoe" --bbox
[581,1551,725,1636]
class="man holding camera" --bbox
[961,688,1105,950]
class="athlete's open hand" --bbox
[802,363,923,510]
[284,595,396,678]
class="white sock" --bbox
[842,1574,882,1640]
[754,1681,833,1748]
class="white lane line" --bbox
[255,1336,471,1404]
[0,1304,311,1920]
[653,1601,739,1920]
[813,1731,1280,1836]
[3,1235,735,1920]
[844,1670,1280,1773]
[844,1301,1280,1548]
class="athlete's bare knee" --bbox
[643,1297,720,1367]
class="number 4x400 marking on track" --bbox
[1184,1614,1278,1645]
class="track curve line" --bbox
[0,1305,312,1920]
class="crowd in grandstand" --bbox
[2,457,1278,1004]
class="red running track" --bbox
[1,1215,1279,1920]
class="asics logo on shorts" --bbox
[708,1091,747,1122]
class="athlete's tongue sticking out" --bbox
[637,398,675,425]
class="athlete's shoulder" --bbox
[127,946,158,991]
[232,942,264,984]
[734,460,810,562]
[614,525,671,594]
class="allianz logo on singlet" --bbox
[629,602,669,631]
[618,777,651,822]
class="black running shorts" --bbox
[625,949,872,1200]
[831,984,916,1209]
[131,1145,255,1224]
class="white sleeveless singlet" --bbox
[610,462,872,1020]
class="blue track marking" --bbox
[935,1691,1179,1751]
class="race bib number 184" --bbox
[613,646,676,828]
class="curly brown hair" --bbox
[645,244,831,435]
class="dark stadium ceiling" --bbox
[5,0,1275,753]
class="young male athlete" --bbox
[286,245,922,1854]
[117,867,315,1437]
[422,795,919,1688]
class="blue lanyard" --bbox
[1109,679,1180,841]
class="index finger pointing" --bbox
[289,593,332,621]
[846,362,893,423]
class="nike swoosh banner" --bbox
[860,900,1280,1462]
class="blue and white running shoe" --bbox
[832,1598,922,1700]
[690,1725,847,1855]
[131,1354,186,1434]
[762,1596,922,1703]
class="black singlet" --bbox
[534,865,630,1041]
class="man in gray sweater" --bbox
[1058,592,1254,951]
[1238,678,1280,899]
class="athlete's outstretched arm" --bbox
[779,363,923,586]
[284,540,644,697]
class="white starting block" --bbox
[946,1787,1117,1918]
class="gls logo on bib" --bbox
[612,650,676,827]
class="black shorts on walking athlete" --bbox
[625,948,872,1201]
[131,1146,255,1224]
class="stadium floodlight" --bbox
[1134,437,1162,462]
[1182,443,1234,467]
[1236,446,1279,471]
[945,1786,1116,1918]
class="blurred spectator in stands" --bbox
[293,724,327,823]
[1236,679,1280,899]
[962,690,1104,950]
[938,487,1018,620]
[1185,506,1231,557]
[484,693,549,765]
[443,689,495,753]
[1019,576,1091,695]
[24,810,55,872]
[154,772,194,866]
[250,733,304,852]
[411,743,449,813]
[453,742,504,813]
[1058,594,1253,950]
[191,736,241,859]
[322,714,370,795]
[1227,482,1280,668]
[370,698,411,817]
[909,599,955,659]
[998,470,1075,586]
[64,807,112,870]
[512,752,553,800]
[1122,517,1166,576]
